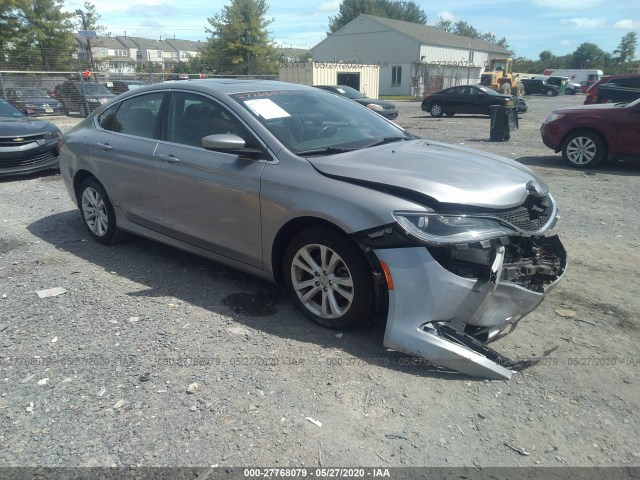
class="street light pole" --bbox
[76,9,95,73]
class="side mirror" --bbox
[201,134,264,160]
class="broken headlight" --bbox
[393,211,515,246]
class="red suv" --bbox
[541,97,640,168]
[584,74,640,104]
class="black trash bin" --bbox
[489,105,519,141]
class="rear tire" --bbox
[429,103,444,117]
[78,177,128,244]
[283,226,374,329]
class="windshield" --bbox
[81,83,113,95]
[15,88,50,98]
[0,100,25,118]
[476,85,500,95]
[233,89,409,155]
[334,85,365,99]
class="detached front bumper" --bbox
[374,235,566,379]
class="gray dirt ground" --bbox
[0,94,639,469]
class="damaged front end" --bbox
[357,194,567,380]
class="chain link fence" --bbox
[411,62,484,99]
[0,70,277,117]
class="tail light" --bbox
[423,94,431,101]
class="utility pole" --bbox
[76,9,95,72]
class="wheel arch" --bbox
[271,217,350,287]
[72,169,98,203]
[270,216,389,320]
[561,127,609,155]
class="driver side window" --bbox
[167,92,255,148]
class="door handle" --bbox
[96,143,112,151]
[156,153,181,164]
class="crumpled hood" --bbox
[307,139,549,209]
[0,117,59,136]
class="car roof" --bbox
[138,78,312,96]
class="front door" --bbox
[153,91,266,268]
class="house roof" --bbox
[333,14,511,55]
[164,38,204,53]
[126,36,173,51]
[115,36,138,49]
[75,35,126,50]
[276,47,310,58]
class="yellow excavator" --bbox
[480,58,524,96]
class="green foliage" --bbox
[205,0,277,75]
[613,32,637,64]
[79,0,110,36]
[328,0,427,34]
[435,17,508,50]
[569,42,607,69]
[1,0,76,70]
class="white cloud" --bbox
[559,40,571,46]
[531,0,603,8]
[317,0,340,12]
[437,10,458,23]
[614,19,640,29]
[561,17,606,29]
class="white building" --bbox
[312,14,511,97]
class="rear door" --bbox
[153,91,266,267]
[614,103,640,157]
[90,91,166,230]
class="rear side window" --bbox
[610,77,640,88]
[107,92,165,139]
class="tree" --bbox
[328,0,427,34]
[0,0,28,68]
[17,0,75,70]
[570,42,607,69]
[435,17,509,49]
[205,0,277,75]
[77,0,110,36]
[613,32,637,64]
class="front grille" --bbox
[0,134,41,147]
[0,148,58,168]
[490,195,554,232]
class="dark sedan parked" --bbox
[421,84,515,117]
[313,85,398,119]
[5,87,64,116]
[0,99,61,177]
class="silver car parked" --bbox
[59,79,566,379]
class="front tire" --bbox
[546,88,555,97]
[561,130,606,168]
[283,226,374,329]
[429,103,444,117]
[78,177,128,244]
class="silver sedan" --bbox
[59,79,566,379]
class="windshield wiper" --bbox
[364,136,411,148]
[296,146,358,156]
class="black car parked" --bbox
[421,84,516,117]
[4,87,64,116]
[521,79,560,96]
[54,79,116,117]
[313,85,398,119]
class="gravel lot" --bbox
[1,94,639,471]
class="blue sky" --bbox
[65,0,640,60]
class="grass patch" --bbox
[380,95,417,101]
